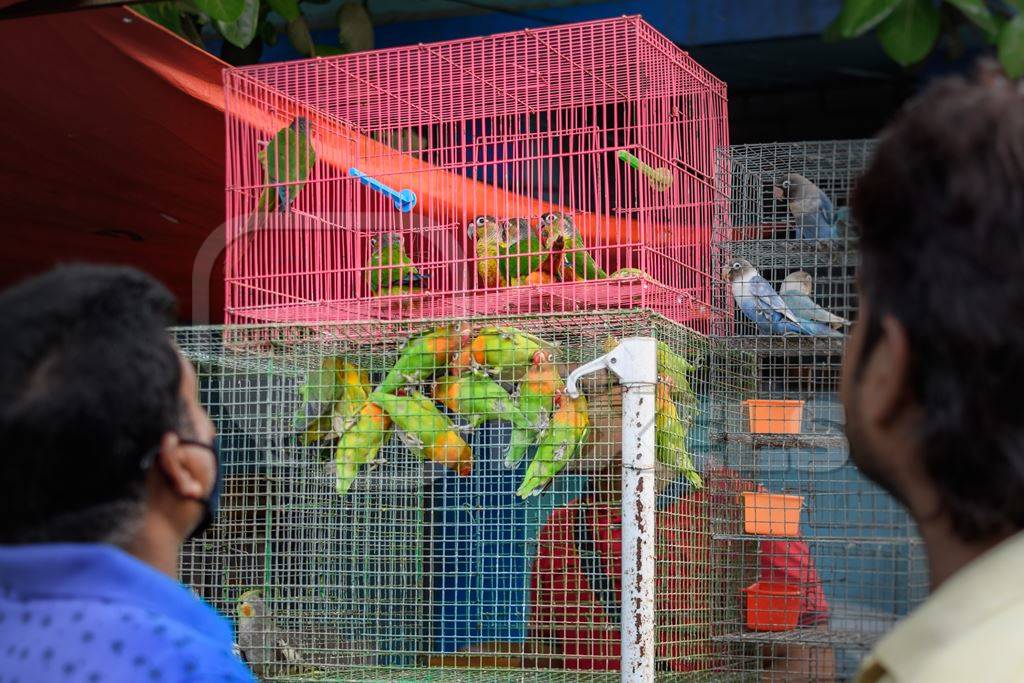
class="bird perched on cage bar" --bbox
[371,389,473,476]
[249,117,316,229]
[334,400,392,495]
[516,390,590,498]
[774,172,840,240]
[236,589,306,679]
[467,215,506,288]
[779,270,849,330]
[375,323,473,395]
[539,212,608,281]
[431,368,531,433]
[722,258,841,337]
[469,325,556,381]
[505,348,565,468]
[365,232,429,296]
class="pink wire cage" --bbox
[223,16,728,331]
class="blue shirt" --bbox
[0,543,256,683]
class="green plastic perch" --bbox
[616,149,674,192]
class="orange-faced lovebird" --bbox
[469,325,554,380]
[432,369,531,431]
[516,391,589,498]
[376,323,473,395]
[505,349,564,468]
[334,400,392,496]
[371,390,473,476]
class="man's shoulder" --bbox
[0,593,255,683]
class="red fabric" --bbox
[530,474,829,671]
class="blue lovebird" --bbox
[779,271,849,331]
[722,259,842,337]
[774,173,839,240]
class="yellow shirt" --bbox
[857,530,1024,683]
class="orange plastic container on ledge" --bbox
[742,491,804,536]
[744,581,802,631]
[744,399,805,433]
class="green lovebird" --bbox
[371,390,473,476]
[433,369,531,430]
[505,349,564,468]
[298,360,371,447]
[656,381,703,489]
[498,218,549,285]
[469,326,554,380]
[334,400,392,496]
[254,116,316,217]
[516,392,589,498]
[539,211,607,281]
[365,232,429,295]
[375,323,473,395]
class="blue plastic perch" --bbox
[348,167,417,213]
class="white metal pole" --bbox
[565,337,658,683]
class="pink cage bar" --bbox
[223,16,728,330]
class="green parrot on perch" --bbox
[540,212,607,281]
[516,391,590,498]
[253,117,316,219]
[366,232,429,295]
[498,218,550,285]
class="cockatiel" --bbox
[376,323,473,395]
[371,390,473,476]
[516,391,589,498]
[539,212,607,281]
[236,589,305,678]
[366,232,429,295]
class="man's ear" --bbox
[154,432,206,500]
[862,314,914,427]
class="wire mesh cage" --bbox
[173,310,743,681]
[223,16,727,329]
[710,140,929,680]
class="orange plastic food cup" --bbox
[744,581,802,631]
[744,399,804,434]
[742,491,804,536]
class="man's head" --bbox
[0,265,217,549]
[842,62,1024,544]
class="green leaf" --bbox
[287,15,315,56]
[215,0,259,48]
[877,0,941,65]
[192,0,243,22]
[833,0,902,38]
[133,3,185,34]
[945,0,999,39]
[267,0,301,21]
[999,14,1024,78]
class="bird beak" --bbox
[773,185,784,201]
[720,265,732,281]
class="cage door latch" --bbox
[565,336,657,397]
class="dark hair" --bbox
[0,264,182,544]
[853,61,1024,542]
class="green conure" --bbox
[539,212,607,280]
[498,218,549,285]
[468,215,506,288]
[375,324,473,395]
[516,392,589,498]
[656,381,703,489]
[253,116,316,218]
[334,401,392,496]
[366,232,429,295]
[505,350,564,468]
[371,390,473,476]
[469,326,554,380]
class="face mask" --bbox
[177,435,222,540]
